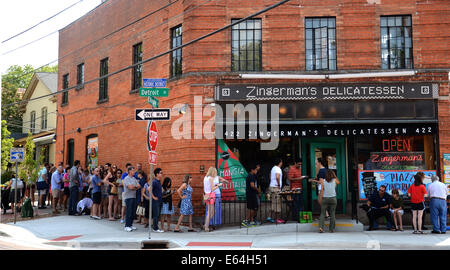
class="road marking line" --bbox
[51,235,82,241]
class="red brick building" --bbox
[57,0,449,218]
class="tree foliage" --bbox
[1,120,15,173]
[1,64,58,133]
[19,133,43,185]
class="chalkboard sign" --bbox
[361,172,378,199]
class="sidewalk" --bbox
[1,202,56,224]
[1,214,449,250]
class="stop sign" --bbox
[147,121,158,152]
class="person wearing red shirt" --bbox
[407,174,428,234]
[288,158,305,221]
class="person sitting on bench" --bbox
[367,185,393,231]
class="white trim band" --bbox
[239,70,417,80]
[328,71,416,79]
[239,74,326,79]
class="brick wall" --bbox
[57,0,450,215]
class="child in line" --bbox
[390,189,404,231]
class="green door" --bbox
[301,138,346,214]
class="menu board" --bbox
[358,170,437,200]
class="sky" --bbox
[0,0,102,75]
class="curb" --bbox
[44,240,181,249]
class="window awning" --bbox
[33,134,55,144]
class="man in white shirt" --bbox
[267,158,284,224]
[427,175,448,234]
[77,196,93,215]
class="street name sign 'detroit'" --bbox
[139,88,169,97]
[135,108,170,121]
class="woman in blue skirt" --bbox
[175,175,195,232]
[204,172,229,231]
[160,177,174,232]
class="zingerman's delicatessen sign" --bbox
[215,82,437,101]
[215,82,438,139]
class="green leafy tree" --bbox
[1,64,58,133]
[1,120,15,177]
[19,133,43,186]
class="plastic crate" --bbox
[299,211,312,223]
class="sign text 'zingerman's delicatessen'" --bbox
[215,83,438,101]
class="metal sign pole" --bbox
[149,163,153,239]
[142,78,165,240]
[14,162,18,224]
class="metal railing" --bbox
[204,193,300,228]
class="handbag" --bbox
[110,185,118,195]
[203,193,211,203]
[136,205,145,216]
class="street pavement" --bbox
[1,213,449,250]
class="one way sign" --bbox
[135,109,171,121]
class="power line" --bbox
[1,0,291,109]
[1,0,189,80]
[1,0,177,56]
[2,31,59,55]
[1,0,214,101]
[6,122,55,132]
[2,0,85,43]
[5,111,57,125]
[1,0,109,56]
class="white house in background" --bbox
[16,72,58,165]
